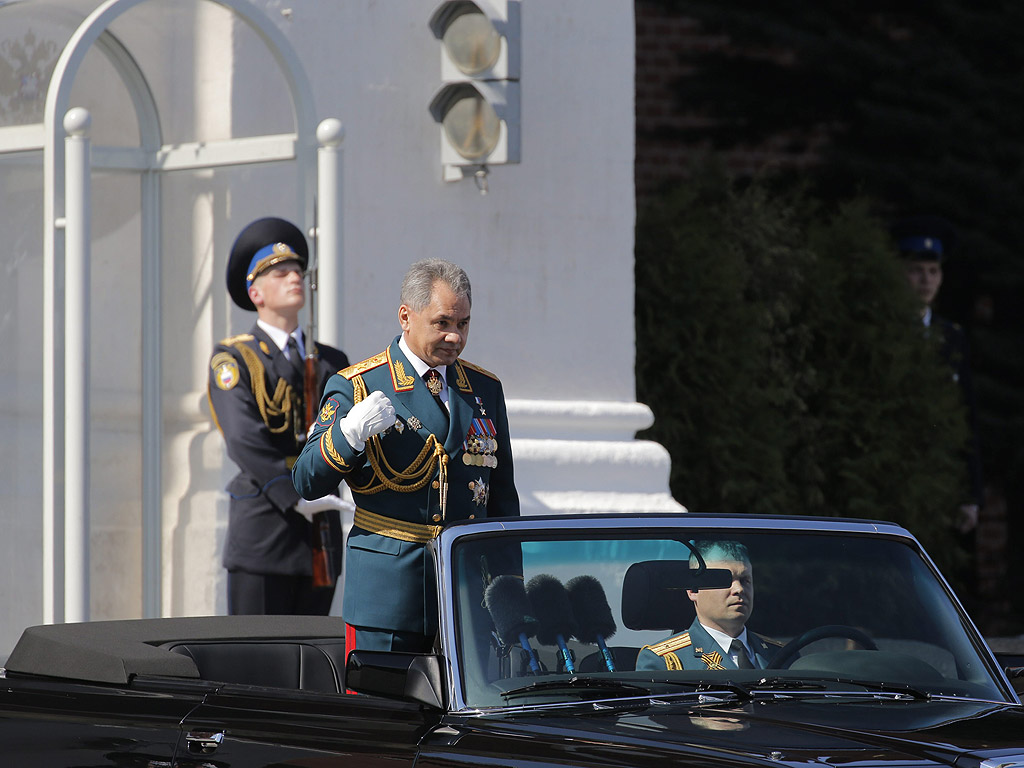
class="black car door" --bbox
[175,684,442,766]
[0,675,210,767]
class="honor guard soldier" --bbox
[893,215,984,533]
[893,215,984,609]
[292,258,520,653]
[208,217,351,615]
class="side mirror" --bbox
[345,651,447,709]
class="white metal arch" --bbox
[41,0,324,623]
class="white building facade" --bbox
[0,0,681,655]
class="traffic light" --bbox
[429,1,520,183]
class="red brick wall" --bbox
[634,3,827,201]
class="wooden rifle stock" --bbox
[305,351,337,589]
[304,354,318,431]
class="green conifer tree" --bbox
[636,166,970,574]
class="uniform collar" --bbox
[700,622,754,658]
[398,334,447,392]
[257,319,303,356]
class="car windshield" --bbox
[449,527,1008,709]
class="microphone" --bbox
[526,574,579,674]
[566,574,618,671]
[484,575,542,674]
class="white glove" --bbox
[337,390,396,451]
[295,494,356,521]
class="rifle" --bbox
[305,205,337,589]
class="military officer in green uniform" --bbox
[636,540,779,670]
[292,258,520,653]
[208,217,351,615]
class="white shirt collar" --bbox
[700,623,754,660]
[398,334,447,392]
[257,319,304,358]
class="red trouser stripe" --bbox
[345,622,357,695]
[345,622,356,663]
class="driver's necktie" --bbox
[730,639,755,669]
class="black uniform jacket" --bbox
[935,316,984,506]
[208,323,349,575]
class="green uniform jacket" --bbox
[636,619,778,671]
[292,336,519,634]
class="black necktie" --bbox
[423,369,449,421]
[286,336,304,377]
[730,639,755,669]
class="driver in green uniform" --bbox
[636,540,780,671]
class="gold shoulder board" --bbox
[646,632,692,656]
[340,351,388,380]
[219,333,255,347]
[459,359,500,380]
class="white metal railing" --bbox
[38,0,331,626]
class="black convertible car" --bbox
[3,513,1024,767]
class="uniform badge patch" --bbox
[453,361,472,392]
[318,397,340,425]
[701,651,725,670]
[211,352,239,391]
[392,361,416,389]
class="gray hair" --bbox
[400,259,472,311]
[689,540,750,566]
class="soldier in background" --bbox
[893,215,984,534]
[208,217,350,615]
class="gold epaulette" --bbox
[218,333,255,347]
[459,359,499,380]
[340,351,388,380]
[761,635,784,648]
[645,632,692,656]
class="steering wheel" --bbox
[768,625,878,669]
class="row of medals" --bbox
[464,435,498,468]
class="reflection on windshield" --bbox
[452,531,1005,709]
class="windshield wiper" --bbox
[747,676,929,700]
[748,676,829,692]
[652,679,754,702]
[501,676,654,701]
[834,677,931,700]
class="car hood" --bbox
[431,698,1024,768]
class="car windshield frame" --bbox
[431,514,1015,713]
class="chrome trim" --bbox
[981,758,1024,768]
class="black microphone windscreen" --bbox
[485,575,537,644]
[525,574,578,646]
[566,574,617,643]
